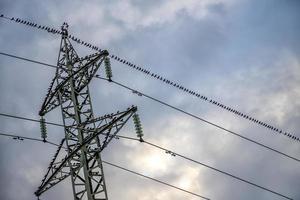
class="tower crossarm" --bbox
[39,50,109,116]
[35,106,137,197]
[84,106,137,150]
[40,138,66,186]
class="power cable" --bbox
[0,130,210,200]
[1,14,298,142]
[110,133,296,199]
[0,52,299,163]
[0,131,62,147]
[141,140,293,200]
[103,78,300,162]
[0,52,57,69]
[102,160,210,200]
[0,127,293,199]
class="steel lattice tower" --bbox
[35,23,141,200]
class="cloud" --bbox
[0,0,300,200]
[109,0,234,29]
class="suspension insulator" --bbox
[104,57,113,81]
[40,117,47,142]
[133,113,143,142]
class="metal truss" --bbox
[35,106,137,197]
[36,23,137,200]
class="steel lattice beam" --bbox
[35,106,137,196]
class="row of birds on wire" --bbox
[1,14,299,142]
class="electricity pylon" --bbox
[35,23,143,200]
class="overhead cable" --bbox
[0,130,210,200]
[0,128,293,199]
[0,52,299,162]
[0,131,62,147]
[1,14,298,142]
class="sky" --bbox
[0,0,300,200]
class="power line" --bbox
[109,57,299,143]
[0,131,210,200]
[104,78,300,163]
[141,141,293,200]
[109,122,296,199]
[0,52,57,69]
[1,14,298,143]
[0,124,294,199]
[0,112,65,128]
[102,160,210,200]
[0,52,299,163]
[110,131,296,199]
[0,131,62,147]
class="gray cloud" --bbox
[0,0,299,200]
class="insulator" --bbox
[40,116,47,142]
[104,57,113,81]
[132,113,143,141]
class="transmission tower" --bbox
[35,23,143,200]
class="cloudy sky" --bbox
[0,0,299,200]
